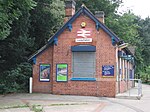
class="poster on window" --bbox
[40,64,50,81]
[102,65,114,77]
[56,64,68,82]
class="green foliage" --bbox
[75,0,150,81]
[0,0,36,94]
[31,105,43,112]
[76,0,122,16]
[0,3,35,72]
[30,0,65,49]
[0,62,32,94]
[0,0,65,94]
[135,17,150,81]
[137,66,150,84]
[0,104,29,109]
[0,0,36,40]
[138,17,150,66]
[106,12,139,45]
[1,0,150,93]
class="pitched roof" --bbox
[29,5,121,61]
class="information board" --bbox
[102,65,114,77]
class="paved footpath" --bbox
[0,84,150,112]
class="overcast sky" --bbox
[118,0,150,18]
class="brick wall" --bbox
[119,80,134,93]
[52,14,116,97]
[32,14,117,97]
[32,46,53,93]
[120,80,127,93]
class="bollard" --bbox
[29,77,32,93]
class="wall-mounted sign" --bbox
[81,22,86,28]
[40,64,50,81]
[76,29,92,42]
[56,64,68,82]
[130,69,133,79]
[102,65,114,77]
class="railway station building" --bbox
[29,0,135,97]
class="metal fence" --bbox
[129,79,142,99]
[116,79,142,100]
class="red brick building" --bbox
[29,0,135,97]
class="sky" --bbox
[118,0,150,19]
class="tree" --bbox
[0,0,36,72]
[76,1,139,46]
[29,0,65,50]
[0,0,36,40]
[0,0,36,93]
[1,0,150,93]
[135,17,150,80]
[138,17,150,66]
[0,0,65,94]
[76,0,122,16]
[106,12,139,45]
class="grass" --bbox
[49,103,88,106]
[0,103,43,112]
[0,102,87,112]
[0,104,29,109]
[31,105,43,112]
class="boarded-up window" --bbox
[72,52,95,78]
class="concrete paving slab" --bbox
[100,102,136,112]
[26,100,88,106]
[43,103,106,112]
[99,84,149,112]
[0,108,32,112]
[0,99,25,108]
[0,84,149,112]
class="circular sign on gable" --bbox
[81,22,86,28]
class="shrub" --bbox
[0,62,32,94]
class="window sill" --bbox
[70,78,96,81]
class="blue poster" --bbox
[40,64,50,81]
[130,69,133,79]
[102,65,114,77]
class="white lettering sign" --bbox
[75,38,92,42]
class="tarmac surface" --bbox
[0,84,149,112]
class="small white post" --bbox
[29,77,32,93]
